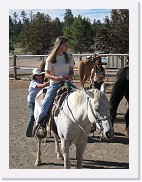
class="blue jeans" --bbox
[36,82,60,124]
[25,101,35,136]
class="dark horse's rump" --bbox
[110,66,129,128]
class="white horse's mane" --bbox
[74,89,101,107]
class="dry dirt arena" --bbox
[9,79,129,169]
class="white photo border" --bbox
[0,0,140,180]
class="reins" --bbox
[87,97,110,128]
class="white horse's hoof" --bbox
[57,153,63,160]
[35,160,41,166]
[64,161,71,169]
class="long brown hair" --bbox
[94,60,105,72]
[48,36,69,64]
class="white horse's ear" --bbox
[100,83,105,93]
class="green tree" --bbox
[92,19,102,50]
[96,9,129,53]
[111,9,129,53]
[20,10,30,25]
[20,12,53,54]
[52,17,63,39]
[69,15,94,53]
[95,17,111,52]
[9,15,14,52]
[63,9,74,38]
[11,12,23,48]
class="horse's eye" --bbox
[95,109,99,112]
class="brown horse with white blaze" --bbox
[78,54,102,88]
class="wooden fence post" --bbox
[13,55,17,80]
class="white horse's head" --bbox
[86,89,114,140]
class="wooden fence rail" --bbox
[9,54,128,80]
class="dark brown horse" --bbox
[109,65,129,137]
[78,54,101,88]
[39,58,49,83]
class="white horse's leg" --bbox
[76,141,87,169]
[53,133,63,160]
[61,138,71,169]
[35,138,42,166]
[100,82,105,93]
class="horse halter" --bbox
[87,97,111,132]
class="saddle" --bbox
[48,84,74,135]
[83,56,93,64]
[52,88,69,117]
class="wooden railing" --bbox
[9,54,128,81]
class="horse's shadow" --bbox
[87,135,129,145]
[35,160,129,169]
[82,159,129,169]
[114,117,126,124]
[35,162,64,167]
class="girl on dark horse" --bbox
[110,65,129,137]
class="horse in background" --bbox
[34,88,114,168]
[78,54,102,88]
[109,65,129,137]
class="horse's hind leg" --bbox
[35,138,42,166]
[75,141,87,169]
[83,75,88,88]
[61,138,71,169]
[124,108,129,137]
[53,132,63,160]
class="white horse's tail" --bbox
[34,89,46,121]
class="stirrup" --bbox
[33,123,47,139]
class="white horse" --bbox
[34,88,114,169]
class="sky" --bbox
[9,9,111,23]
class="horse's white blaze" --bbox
[34,88,114,169]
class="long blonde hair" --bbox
[48,36,69,64]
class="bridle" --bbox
[87,97,111,131]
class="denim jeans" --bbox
[25,101,35,136]
[36,82,60,124]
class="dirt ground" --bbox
[9,79,129,169]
